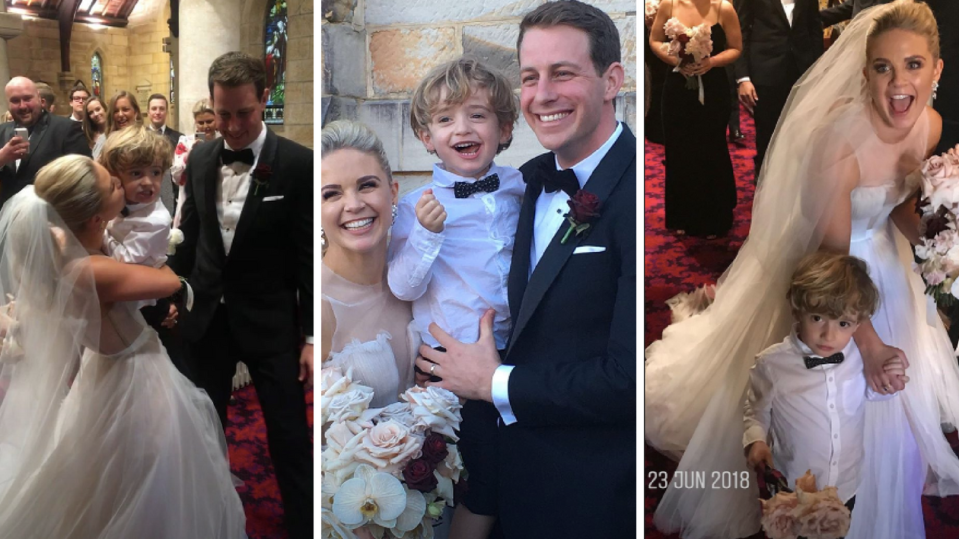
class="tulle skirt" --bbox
[0,331,246,539]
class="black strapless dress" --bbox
[662,23,737,237]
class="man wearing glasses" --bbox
[68,87,89,122]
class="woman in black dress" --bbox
[650,0,742,238]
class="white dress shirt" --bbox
[738,0,796,84]
[491,122,624,425]
[217,123,266,257]
[743,329,893,502]
[388,163,523,350]
[103,199,173,309]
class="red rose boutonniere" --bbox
[252,164,272,196]
[561,190,601,244]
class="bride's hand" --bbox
[862,342,909,394]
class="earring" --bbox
[392,204,398,225]
[320,227,327,250]
[933,80,940,101]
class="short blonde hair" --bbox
[410,57,518,153]
[868,0,940,60]
[192,98,214,118]
[33,155,103,234]
[321,120,393,182]
[787,252,880,321]
[98,124,173,174]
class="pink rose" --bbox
[760,492,800,539]
[354,419,424,474]
[795,488,851,539]
[923,155,953,184]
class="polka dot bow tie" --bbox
[803,352,844,369]
[453,174,500,199]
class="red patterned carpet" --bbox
[643,116,959,538]
[228,385,313,539]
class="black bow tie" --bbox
[120,206,130,217]
[538,160,579,197]
[221,148,255,166]
[454,174,499,199]
[803,352,845,369]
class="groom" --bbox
[417,1,636,537]
[169,52,313,539]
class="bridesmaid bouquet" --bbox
[914,145,959,306]
[661,18,713,104]
[645,0,661,20]
[320,367,466,539]
[759,470,851,539]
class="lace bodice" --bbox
[847,105,928,242]
[321,263,416,406]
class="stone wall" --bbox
[6,13,172,125]
[321,0,637,195]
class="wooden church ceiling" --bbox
[5,0,141,27]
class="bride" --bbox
[647,1,959,537]
[0,155,245,538]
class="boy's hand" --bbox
[882,357,910,385]
[746,441,773,472]
[415,189,447,233]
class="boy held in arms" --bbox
[99,125,191,374]
[744,252,907,507]
[387,56,522,536]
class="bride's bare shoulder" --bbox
[926,105,943,156]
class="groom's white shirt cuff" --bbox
[492,365,517,425]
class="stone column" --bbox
[178,0,241,131]
[0,3,24,116]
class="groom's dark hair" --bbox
[517,0,621,77]
[208,52,267,98]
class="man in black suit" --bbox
[821,0,893,26]
[168,52,312,539]
[0,77,90,207]
[735,0,823,175]
[146,93,184,214]
[417,2,635,537]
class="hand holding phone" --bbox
[2,128,29,166]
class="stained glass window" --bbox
[91,53,103,97]
[170,59,175,105]
[264,0,287,124]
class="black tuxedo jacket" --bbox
[734,0,823,87]
[499,125,636,537]
[168,130,313,357]
[0,111,90,207]
[156,126,184,150]
[821,0,892,26]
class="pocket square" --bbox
[263,195,284,202]
[573,245,606,254]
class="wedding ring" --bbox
[430,364,437,375]
[883,385,891,392]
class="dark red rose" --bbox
[677,34,690,44]
[403,458,438,493]
[253,164,272,182]
[422,432,449,465]
[566,190,601,224]
[924,214,950,239]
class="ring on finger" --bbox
[429,363,437,375]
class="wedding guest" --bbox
[415,2,636,537]
[388,56,522,539]
[170,98,218,227]
[146,93,184,214]
[822,0,893,25]
[99,125,189,378]
[744,252,900,513]
[735,0,823,175]
[0,76,91,208]
[107,90,142,134]
[650,0,743,238]
[645,1,670,144]
[169,51,313,539]
[35,82,55,114]
[82,95,108,159]
[69,85,90,122]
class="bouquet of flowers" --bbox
[759,470,851,539]
[661,18,713,104]
[320,367,466,539]
[645,0,661,21]
[914,145,959,306]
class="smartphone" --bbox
[195,131,206,142]
[13,127,27,140]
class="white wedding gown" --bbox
[0,301,247,539]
